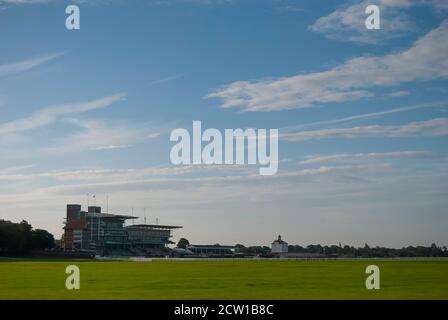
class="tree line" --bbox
[235,243,448,258]
[0,220,55,256]
[178,237,448,258]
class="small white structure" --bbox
[271,235,288,255]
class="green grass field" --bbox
[0,259,447,299]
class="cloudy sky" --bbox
[0,0,447,247]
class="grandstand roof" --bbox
[126,224,183,230]
[86,212,138,220]
[188,244,235,249]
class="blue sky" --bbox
[0,0,447,247]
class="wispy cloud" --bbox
[0,0,113,6]
[0,0,53,5]
[299,151,443,165]
[309,0,412,44]
[275,1,304,13]
[282,118,448,141]
[283,100,448,131]
[0,52,64,78]
[0,163,388,194]
[1,0,234,7]
[44,118,160,153]
[151,0,235,5]
[388,90,410,97]
[0,164,250,183]
[0,93,125,144]
[0,164,34,174]
[148,73,184,86]
[309,0,446,44]
[91,145,132,151]
[206,20,448,111]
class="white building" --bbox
[271,235,288,255]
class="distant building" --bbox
[271,235,288,256]
[187,244,235,257]
[126,224,182,255]
[63,204,181,256]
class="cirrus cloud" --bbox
[282,118,448,141]
[206,20,448,112]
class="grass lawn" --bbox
[0,259,447,299]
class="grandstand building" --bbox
[63,204,181,256]
[187,244,235,257]
[126,224,182,256]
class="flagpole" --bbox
[87,193,91,247]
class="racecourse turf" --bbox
[0,259,447,299]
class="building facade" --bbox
[187,244,235,257]
[63,204,181,256]
[271,235,288,256]
[126,224,182,255]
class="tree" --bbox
[3,220,32,253]
[177,238,190,249]
[0,219,55,256]
[234,244,247,254]
[31,229,55,250]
